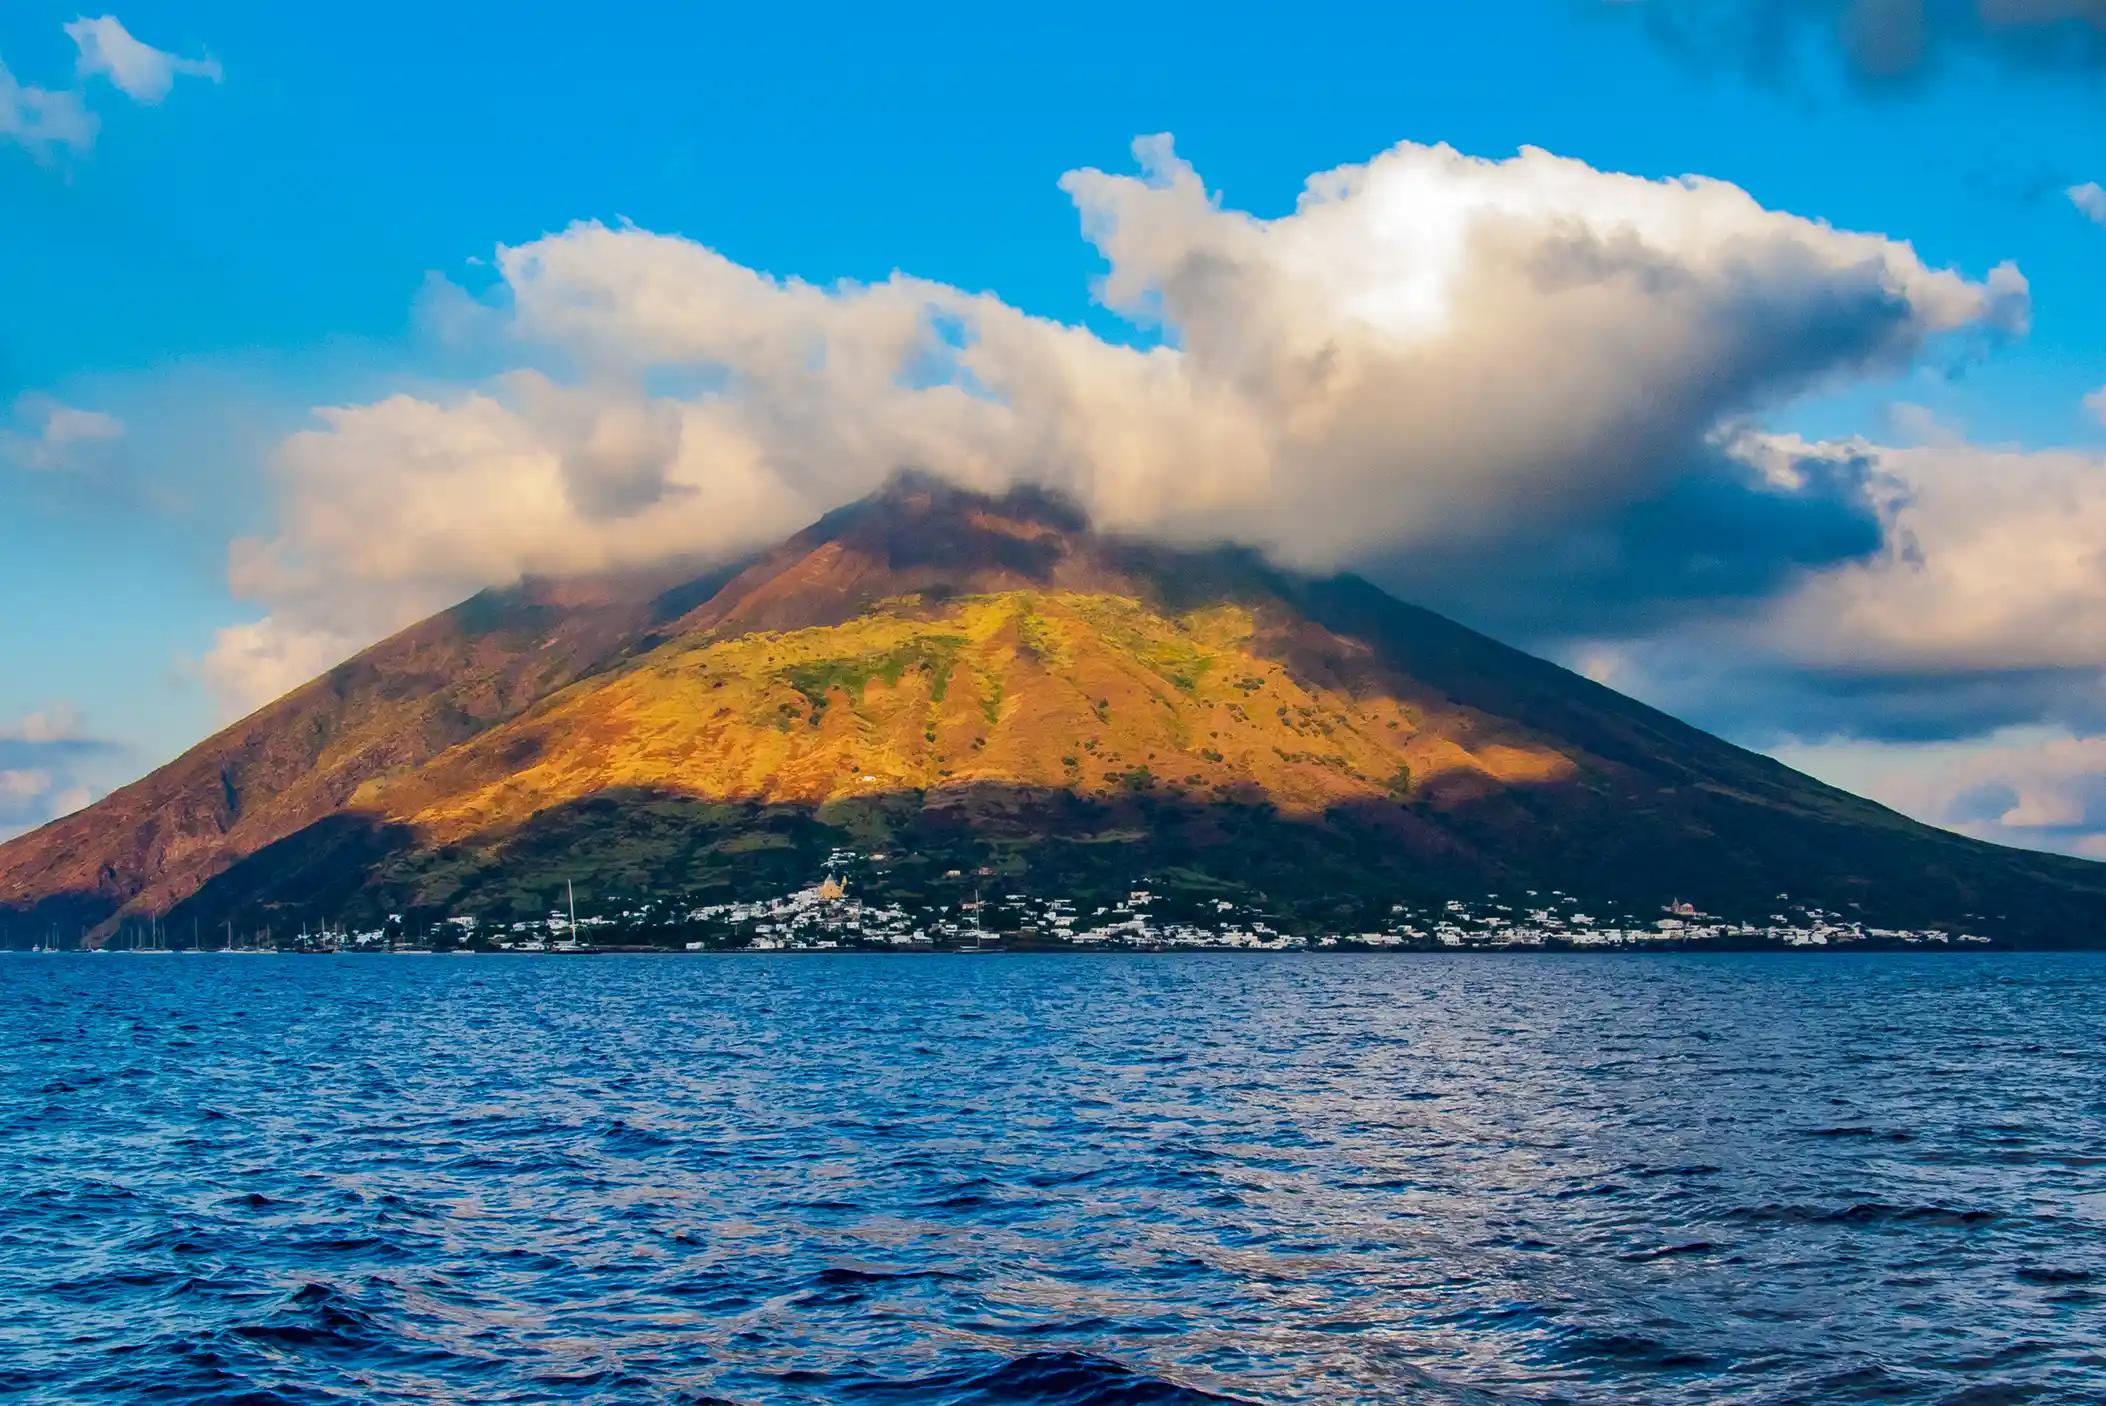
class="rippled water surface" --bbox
[3,953,2103,1404]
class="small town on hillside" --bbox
[38,849,1994,954]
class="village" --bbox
[211,849,1992,955]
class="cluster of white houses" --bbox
[35,848,1991,953]
[283,855,1988,954]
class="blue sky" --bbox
[4,0,2105,852]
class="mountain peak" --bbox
[801,471,1098,580]
[667,475,1136,639]
[848,469,1092,532]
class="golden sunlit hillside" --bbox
[375,589,1574,845]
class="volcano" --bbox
[5,475,2104,945]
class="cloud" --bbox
[1752,434,2106,682]
[201,137,2023,713]
[0,702,93,745]
[2086,385,2106,425]
[1775,727,2106,859]
[1615,0,2106,84]
[0,394,124,474]
[0,766,87,838]
[64,15,221,103]
[196,617,373,724]
[2072,182,2106,224]
[0,704,119,839]
[1545,426,2106,762]
[196,378,817,714]
[0,56,96,158]
[2,15,217,161]
[0,768,53,798]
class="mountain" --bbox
[6,474,2105,946]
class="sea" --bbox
[1,952,2101,1404]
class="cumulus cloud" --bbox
[196,378,822,714]
[202,136,2024,712]
[0,56,96,158]
[0,767,94,838]
[1775,728,2106,859]
[0,394,124,474]
[0,769,54,800]
[0,702,93,745]
[1546,426,2106,768]
[0,704,117,839]
[196,616,372,722]
[1748,434,2106,680]
[1616,0,2106,84]
[65,15,220,103]
[2072,182,2106,224]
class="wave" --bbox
[1717,1201,1999,1228]
[848,1350,1254,1405]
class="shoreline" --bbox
[11,942,2093,957]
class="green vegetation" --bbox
[781,635,966,714]
[1016,607,1062,664]
[1068,596,1220,695]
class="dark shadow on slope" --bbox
[138,778,2106,948]
[167,813,424,941]
[0,891,125,949]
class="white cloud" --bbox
[2,15,216,161]
[1575,433,2106,766]
[38,402,123,447]
[1539,425,2106,759]
[2086,385,2106,426]
[0,770,93,838]
[196,617,368,723]
[0,394,124,473]
[203,137,2023,713]
[0,769,52,802]
[198,380,820,714]
[1749,435,2106,676]
[1776,727,2106,859]
[0,702,89,744]
[0,704,116,838]
[2071,182,2106,225]
[0,56,96,157]
[65,15,220,104]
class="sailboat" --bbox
[960,888,994,952]
[552,879,586,952]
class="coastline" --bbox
[12,940,2078,957]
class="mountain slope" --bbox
[6,476,2104,944]
[0,558,740,939]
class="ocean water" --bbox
[1,953,2101,1405]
